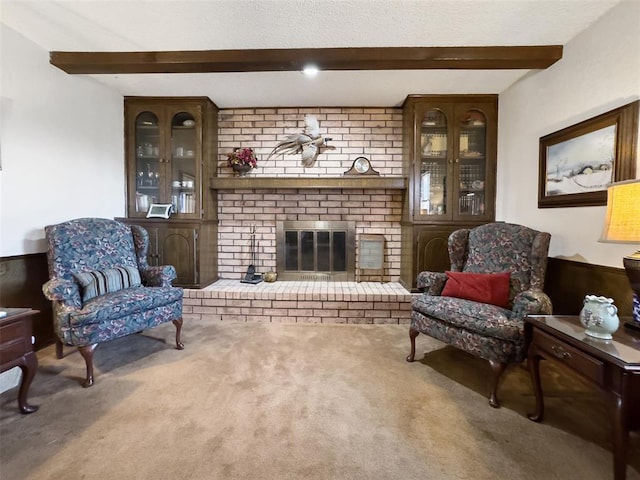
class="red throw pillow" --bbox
[441,271,511,308]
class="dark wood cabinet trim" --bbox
[50,46,563,74]
[122,96,218,288]
[400,95,498,289]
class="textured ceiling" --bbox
[2,0,620,107]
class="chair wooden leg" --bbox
[172,318,184,350]
[55,338,64,359]
[78,344,98,388]
[488,359,507,408]
[406,327,419,362]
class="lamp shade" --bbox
[600,179,640,244]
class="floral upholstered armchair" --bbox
[42,218,184,387]
[407,222,552,407]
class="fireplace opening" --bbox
[276,221,355,281]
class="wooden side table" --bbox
[0,308,39,414]
[525,315,640,480]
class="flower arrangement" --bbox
[227,147,258,169]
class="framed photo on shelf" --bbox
[146,203,173,219]
[538,100,638,208]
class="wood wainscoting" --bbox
[1,253,632,350]
[545,257,633,317]
[0,253,54,350]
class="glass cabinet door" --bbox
[134,111,161,214]
[413,101,494,223]
[456,109,487,217]
[170,111,197,215]
[130,106,201,217]
[418,108,449,217]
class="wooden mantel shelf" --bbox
[209,176,407,190]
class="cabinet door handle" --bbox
[455,158,459,163]
[551,345,572,360]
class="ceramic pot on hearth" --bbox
[264,271,277,282]
[579,294,619,340]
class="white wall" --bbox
[497,0,640,268]
[0,24,125,257]
[0,24,125,392]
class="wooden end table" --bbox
[525,315,640,480]
[0,308,39,414]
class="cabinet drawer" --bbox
[0,320,25,344]
[0,320,30,365]
[533,329,604,386]
[0,338,28,365]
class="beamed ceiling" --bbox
[2,0,621,107]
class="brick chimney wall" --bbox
[216,107,404,281]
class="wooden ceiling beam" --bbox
[50,46,562,74]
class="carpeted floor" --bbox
[1,320,638,480]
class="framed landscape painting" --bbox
[538,100,638,208]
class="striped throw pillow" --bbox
[73,266,142,303]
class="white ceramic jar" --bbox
[579,294,619,340]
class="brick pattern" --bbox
[218,107,403,177]
[184,280,413,324]
[216,107,404,282]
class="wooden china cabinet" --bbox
[400,95,498,290]
[118,96,219,288]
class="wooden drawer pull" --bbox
[551,345,572,359]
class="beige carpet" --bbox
[1,320,638,480]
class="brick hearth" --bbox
[184,280,412,324]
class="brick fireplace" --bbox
[214,107,405,283]
[184,106,412,324]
